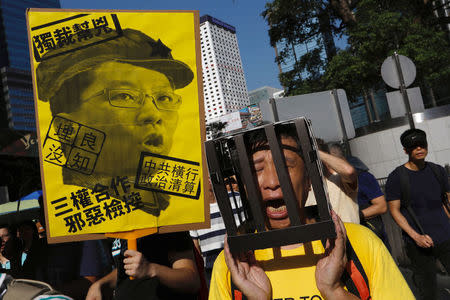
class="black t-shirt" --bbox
[385,163,450,245]
[111,231,196,300]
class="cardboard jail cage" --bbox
[205,117,336,253]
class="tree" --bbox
[262,0,360,95]
[263,0,450,105]
[206,121,228,139]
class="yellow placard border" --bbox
[26,8,210,243]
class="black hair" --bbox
[245,123,303,158]
[400,129,428,156]
[329,143,344,158]
[400,128,427,148]
[315,138,329,153]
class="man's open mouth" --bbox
[265,198,289,219]
[142,134,164,153]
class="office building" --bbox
[0,0,61,131]
[199,15,250,122]
[249,86,284,105]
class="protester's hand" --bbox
[413,234,434,248]
[315,210,348,298]
[224,236,271,300]
[85,281,102,300]
[123,249,153,278]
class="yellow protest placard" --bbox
[26,9,208,242]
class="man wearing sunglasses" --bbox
[386,128,450,300]
[36,28,194,216]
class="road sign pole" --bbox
[393,52,415,129]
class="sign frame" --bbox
[26,8,210,243]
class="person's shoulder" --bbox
[358,171,377,182]
[344,223,386,257]
[344,223,381,245]
[211,250,228,274]
[387,164,405,179]
[426,161,446,174]
[344,222,375,236]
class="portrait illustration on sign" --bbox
[27,10,207,241]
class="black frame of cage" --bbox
[205,118,336,253]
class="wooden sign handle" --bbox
[106,228,158,280]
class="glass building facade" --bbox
[0,0,61,131]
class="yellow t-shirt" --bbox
[209,223,414,300]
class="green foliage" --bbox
[263,0,450,100]
[206,121,228,139]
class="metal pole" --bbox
[269,97,279,122]
[393,52,415,129]
[331,89,351,156]
[363,89,374,124]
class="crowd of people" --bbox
[0,127,448,300]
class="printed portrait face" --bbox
[58,61,179,178]
[252,136,309,230]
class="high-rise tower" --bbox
[199,15,250,123]
[0,0,61,131]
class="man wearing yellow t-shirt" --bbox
[209,124,413,300]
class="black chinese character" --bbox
[70,188,93,210]
[80,132,97,151]
[56,122,75,143]
[45,144,65,164]
[91,16,112,35]
[139,173,154,186]
[53,26,75,48]
[185,168,199,181]
[92,184,110,202]
[158,161,171,172]
[103,199,126,220]
[123,192,143,211]
[84,205,106,226]
[64,212,86,233]
[171,165,185,178]
[110,176,131,196]
[51,196,73,217]
[70,152,90,171]
[144,160,156,171]
[155,171,168,189]
[73,21,93,41]
[183,181,196,194]
[169,178,183,192]
[33,32,55,53]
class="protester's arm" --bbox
[123,248,200,294]
[192,238,202,255]
[361,195,387,219]
[85,268,117,300]
[315,211,359,300]
[319,151,357,188]
[388,200,433,248]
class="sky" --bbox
[59,0,283,91]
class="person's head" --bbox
[36,29,194,178]
[400,129,428,161]
[18,221,39,249]
[329,143,345,159]
[224,175,239,193]
[0,225,12,253]
[0,225,19,261]
[246,124,310,230]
